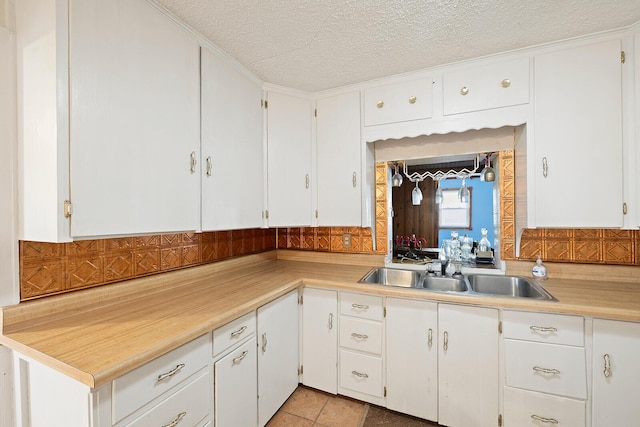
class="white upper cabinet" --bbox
[532,38,623,228]
[69,0,200,237]
[265,89,314,227]
[201,47,264,231]
[442,57,530,115]
[363,77,433,126]
[17,0,201,241]
[316,91,362,226]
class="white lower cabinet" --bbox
[301,287,338,394]
[504,387,585,427]
[592,319,640,427]
[214,338,258,427]
[438,304,500,427]
[385,298,438,421]
[257,291,300,427]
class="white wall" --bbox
[0,1,18,425]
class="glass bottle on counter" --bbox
[478,228,491,252]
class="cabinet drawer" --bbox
[340,292,384,321]
[339,316,383,355]
[213,311,256,356]
[363,78,433,126]
[503,310,584,346]
[113,334,211,424]
[339,349,383,398]
[125,368,211,427]
[505,339,587,399]
[443,57,529,115]
[504,386,585,427]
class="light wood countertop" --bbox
[2,250,640,388]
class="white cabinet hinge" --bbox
[263,210,269,220]
[261,99,268,109]
[621,50,626,64]
[383,307,387,317]
[498,414,503,426]
[623,202,628,215]
[498,321,503,334]
[314,108,317,117]
[384,386,387,397]
[315,210,318,219]
[64,200,73,218]
[298,365,303,375]
[298,295,303,305]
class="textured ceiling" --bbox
[154,0,640,92]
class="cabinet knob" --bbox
[460,86,469,96]
[376,100,384,108]
[501,79,511,88]
[408,96,417,104]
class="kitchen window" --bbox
[438,188,472,229]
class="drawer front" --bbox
[340,292,384,321]
[443,57,529,115]
[125,369,211,427]
[363,78,433,126]
[505,339,587,399]
[213,311,256,356]
[339,316,383,355]
[113,334,211,424]
[504,386,585,427]
[339,349,383,398]
[503,310,584,346]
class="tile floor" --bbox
[266,386,439,427]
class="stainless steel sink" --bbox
[422,276,468,292]
[467,274,556,300]
[358,267,422,288]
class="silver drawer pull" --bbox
[443,331,449,351]
[328,313,334,330]
[351,370,369,378]
[351,332,369,340]
[230,325,247,338]
[261,333,268,353]
[533,366,561,375]
[531,414,558,424]
[157,364,185,382]
[351,303,370,310]
[162,411,186,427]
[233,351,249,365]
[603,353,612,378]
[530,326,558,333]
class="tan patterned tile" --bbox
[21,260,67,299]
[519,238,543,260]
[604,240,633,264]
[217,231,231,259]
[574,229,602,239]
[574,240,602,263]
[182,232,199,244]
[182,245,200,266]
[135,235,160,248]
[544,240,572,262]
[501,241,515,260]
[104,253,134,282]
[21,241,65,260]
[201,241,217,263]
[68,256,104,289]
[134,248,160,275]
[160,247,181,270]
[104,237,134,252]
[544,229,573,239]
[161,234,181,246]
[66,239,103,256]
[316,395,365,427]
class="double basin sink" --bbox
[359,267,556,301]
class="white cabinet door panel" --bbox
[339,316,383,355]
[201,47,263,231]
[69,0,200,236]
[301,288,338,394]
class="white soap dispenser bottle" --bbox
[532,255,547,280]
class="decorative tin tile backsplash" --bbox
[20,229,276,300]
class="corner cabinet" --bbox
[532,38,624,228]
[17,0,201,241]
[316,91,362,226]
[264,88,314,227]
[200,47,264,231]
[592,319,640,427]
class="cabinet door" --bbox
[316,91,361,226]
[215,338,258,427]
[69,0,200,237]
[439,304,499,427]
[266,90,313,227]
[257,291,299,427]
[533,39,623,227]
[592,319,640,427]
[201,47,263,231]
[386,298,438,421]
[301,287,338,394]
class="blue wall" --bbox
[438,178,495,248]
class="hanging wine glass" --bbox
[435,179,443,204]
[392,162,403,187]
[412,181,423,205]
[458,178,470,203]
[480,154,495,182]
